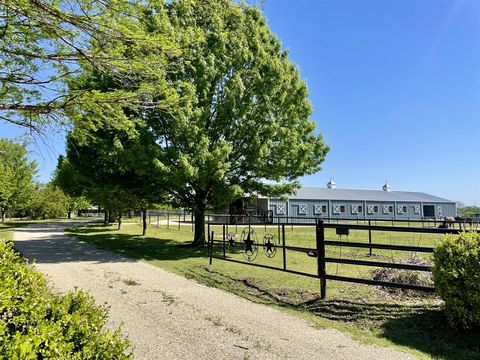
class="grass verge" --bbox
[0,220,36,241]
[67,222,480,360]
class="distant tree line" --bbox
[0,139,89,221]
[458,206,480,218]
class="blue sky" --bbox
[1,0,479,205]
[260,0,480,205]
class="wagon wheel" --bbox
[241,227,258,261]
[263,233,278,258]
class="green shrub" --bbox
[0,240,132,359]
[433,232,480,330]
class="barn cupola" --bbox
[327,179,337,190]
[382,181,391,192]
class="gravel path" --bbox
[14,222,416,360]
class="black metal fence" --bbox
[144,211,478,230]
[207,217,479,299]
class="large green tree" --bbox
[59,127,165,234]
[143,0,329,245]
[70,0,329,245]
[0,139,37,222]
[26,183,68,219]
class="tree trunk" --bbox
[118,210,122,230]
[1,209,5,223]
[104,209,109,226]
[142,209,147,236]
[192,208,206,247]
[108,209,115,224]
[67,210,72,219]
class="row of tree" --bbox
[3,1,330,245]
[0,139,89,221]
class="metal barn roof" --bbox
[286,187,453,203]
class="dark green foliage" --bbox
[433,232,480,330]
[458,206,480,218]
[0,240,132,359]
[26,183,69,220]
[0,139,37,222]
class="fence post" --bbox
[282,224,286,271]
[277,224,280,248]
[316,219,326,299]
[222,224,226,259]
[207,222,210,245]
[178,213,181,230]
[368,219,372,256]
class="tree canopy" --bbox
[69,0,329,245]
[0,139,37,222]
[0,0,181,132]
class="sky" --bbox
[259,0,480,205]
[1,0,479,205]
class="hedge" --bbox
[0,240,132,359]
[433,231,480,330]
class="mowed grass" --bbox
[67,220,480,360]
[0,221,35,241]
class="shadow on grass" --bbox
[70,226,120,234]
[0,221,35,231]
[70,227,207,263]
[304,299,480,360]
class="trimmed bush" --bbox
[433,232,480,330]
[0,240,132,358]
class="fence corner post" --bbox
[316,219,327,299]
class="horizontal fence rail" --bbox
[205,216,480,299]
[204,213,478,230]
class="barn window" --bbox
[352,205,359,214]
[298,204,307,215]
[398,206,407,214]
[414,205,420,214]
[314,204,324,214]
[333,205,341,214]
[383,205,390,214]
[340,205,345,213]
[276,204,285,215]
[358,205,363,213]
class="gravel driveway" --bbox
[14,222,416,360]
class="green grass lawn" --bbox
[0,221,36,241]
[67,221,479,360]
